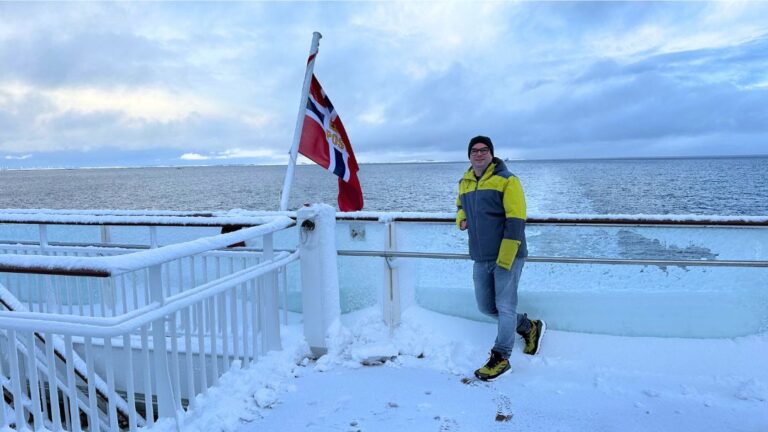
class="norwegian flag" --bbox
[298,75,364,212]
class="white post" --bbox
[279,31,322,211]
[297,204,340,357]
[149,226,158,248]
[259,233,282,353]
[148,264,176,419]
[39,224,48,250]
[100,225,111,245]
[383,222,401,330]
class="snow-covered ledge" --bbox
[297,204,341,357]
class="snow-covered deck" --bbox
[158,307,768,432]
[2,208,767,431]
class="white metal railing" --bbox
[0,214,299,432]
[328,215,768,337]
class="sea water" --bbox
[2,156,766,215]
[1,157,767,337]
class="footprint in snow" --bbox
[494,393,513,422]
[437,416,459,431]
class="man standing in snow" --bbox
[456,135,546,381]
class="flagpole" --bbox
[279,31,322,211]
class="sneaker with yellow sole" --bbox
[521,319,546,355]
[473,350,511,381]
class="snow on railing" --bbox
[0,214,300,432]
[327,214,768,337]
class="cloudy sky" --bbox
[1,1,767,168]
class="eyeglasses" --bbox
[470,147,490,155]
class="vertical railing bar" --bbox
[87,278,95,318]
[230,264,240,365]
[176,259,183,296]
[202,256,210,333]
[0,336,8,429]
[143,271,150,309]
[163,263,170,299]
[132,271,139,312]
[85,336,100,432]
[241,282,250,368]
[44,332,62,431]
[281,266,289,324]
[120,275,128,315]
[8,330,28,432]
[67,276,77,315]
[216,256,222,335]
[62,390,72,432]
[109,277,117,318]
[100,225,111,246]
[76,276,84,317]
[123,333,138,432]
[190,256,198,332]
[195,302,207,396]
[104,337,118,432]
[140,326,154,428]
[169,312,181,411]
[52,275,62,314]
[183,307,195,410]
[25,332,43,431]
[38,223,48,250]
[149,226,158,249]
[182,260,193,332]
[207,297,219,386]
[257,273,264,356]
[100,278,108,318]
[39,374,50,427]
[64,335,82,432]
[163,262,171,302]
[189,256,197,290]
[219,291,229,371]
[251,279,259,363]
[30,270,37,312]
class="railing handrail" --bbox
[0,216,295,276]
[333,212,768,227]
[0,241,266,258]
[337,250,768,268]
[5,241,763,269]
[0,211,288,227]
[1,208,766,227]
[0,250,299,336]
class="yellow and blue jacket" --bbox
[456,158,528,269]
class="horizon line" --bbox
[1,153,766,172]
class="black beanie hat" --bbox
[468,135,494,158]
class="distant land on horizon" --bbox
[1,153,767,172]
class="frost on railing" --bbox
[324,213,768,339]
[0,214,298,432]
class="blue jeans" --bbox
[473,258,530,358]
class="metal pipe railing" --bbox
[337,250,768,268]
[0,217,295,276]
[0,213,298,432]
[2,210,766,227]
[333,213,768,227]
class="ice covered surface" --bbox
[2,208,766,224]
[3,210,766,337]
[150,306,767,432]
[0,216,293,275]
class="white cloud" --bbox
[179,148,276,161]
[216,148,274,159]
[48,87,218,122]
[180,153,209,160]
[4,154,32,160]
[357,104,387,125]
[1,2,767,166]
